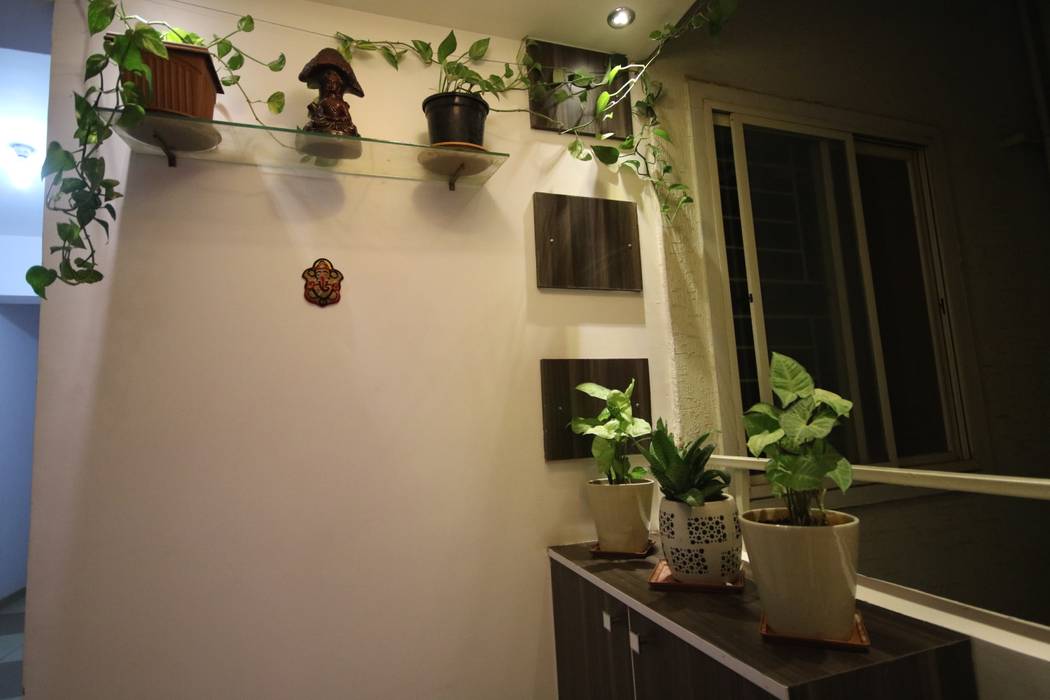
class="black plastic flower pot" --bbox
[422,92,490,149]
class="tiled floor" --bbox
[0,590,24,700]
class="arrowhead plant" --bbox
[743,352,854,526]
[570,379,652,484]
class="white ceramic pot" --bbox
[586,478,655,553]
[658,494,742,584]
[740,508,860,640]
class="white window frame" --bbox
[686,81,992,503]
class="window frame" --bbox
[686,81,989,503]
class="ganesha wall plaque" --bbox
[302,258,344,307]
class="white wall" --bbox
[0,304,38,599]
[25,1,672,698]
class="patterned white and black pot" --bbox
[658,494,742,585]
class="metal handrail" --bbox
[709,454,1050,502]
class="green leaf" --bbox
[83,157,105,187]
[584,419,621,440]
[237,15,255,32]
[87,0,116,34]
[59,259,75,281]
[221,75,240,86]
[60,178,87,193]
[411,40,433,64]
[379,46,400,69]
[567,138,592,161]
[504,63,513,77]
[595,90,611,113]
[649,29,664,40]
[57,222,78,243]
[827,455,853,492]
[769,352,815,407]
[161,27,203,45]
[135,26,168,59]
[227,52,245,70]
[468,37,490,61]
[570,417,599,434]
[746,429,784,457]
[215,39,233,58]
[742,410,779,439]
[265,53,285,71]
[606,390,632,418]
[26,265,58,298]
[591,436,615,472]
[41,142,75,178]
[591,145,620,165]
[627,466,649,482]
[653,127,672,142]
[437,30,457,63]
[266,91,285,114]
[75,268,104,284]
[603,65,621,85]
[813,388,853,417]
[85,53,108,80]
[575,382,611,400]
[117,104,146,128]
[627,417,652,438]
[780,397,837,444]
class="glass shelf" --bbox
[105,110,508,189]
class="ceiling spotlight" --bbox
[5,142,41,190]
[607,6,635,28]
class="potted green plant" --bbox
[739,352,858,639]
[636,420,739,584]
[336,31,532,149]
[571,379,654,553]
[27,2,285,298]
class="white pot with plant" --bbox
[740,352,859,640]
[637,420,741,584]
[571,380,654,554]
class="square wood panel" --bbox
[540,358,651,461]
[526,40,633,139]
[534,193,642,292]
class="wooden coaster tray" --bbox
[760,612,870,651]
[648,559,745,592]
[589,539,655,559]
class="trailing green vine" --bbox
[27,0,285,298]
[335,0,736,223]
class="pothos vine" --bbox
[337,0,736,223]
[29,0,733,297]
[27,0,285,298]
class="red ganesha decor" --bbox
[302,258,344,307]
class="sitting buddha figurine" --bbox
[298,48,364,137]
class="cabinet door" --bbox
[550,561,634,700]
[629,611,776,700]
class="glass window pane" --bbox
[855,152,949,458]
[741,124,884,463]
[714,124,761,412]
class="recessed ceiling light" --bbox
[607,6,635,28]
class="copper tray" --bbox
[760,612,870,651]
[647,559,745,592]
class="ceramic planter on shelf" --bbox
[658,494,742,584]
[124,41,224,119]
[114,38,225,152]
[740,508,860,640]
[586,478,654,553]
[422,92,490,149]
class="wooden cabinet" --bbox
[551,559,774,700]
[550,559,633,700]
[549,545,977,700]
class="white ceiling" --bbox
[314,0,693,57]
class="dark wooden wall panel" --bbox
[540,358,651,461]
[534,193,642,292]
[527,40,633,139]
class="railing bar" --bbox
[708,455,1050,501]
